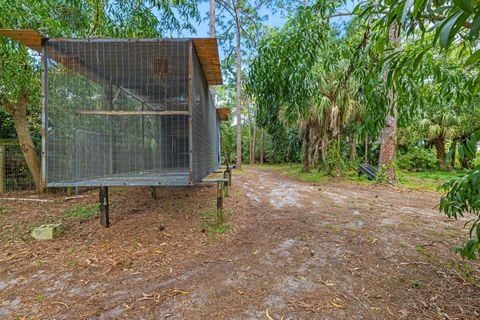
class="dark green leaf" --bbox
[465,50,480,66]
[439,11,463,48]
[453,0,473,13]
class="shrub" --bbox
[397,147,438,170]
[439,169,480,260]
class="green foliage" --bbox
[221,122,236,164]
[447,131,480,169]
[397,147,438,170]
[0,110,15,138]
[439,169,480,260]
[247,5,369,174]
[63,204,99,220]
[374,165,391,184]
[325,138,345,175]
[376,0,480,67]
[247,7,327,127]
[350,0,480,258]
[264,127,301,163]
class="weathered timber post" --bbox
[216,180,224,224]
[99,187,110,227]
[228,169,232,186]
[223,170,229,197]
[150,186,157,200]
[0,145,5,193]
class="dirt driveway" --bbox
[1,167,479,319]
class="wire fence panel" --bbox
[2,145,35,192]
[46,39,195,187]
[191,46,220,183]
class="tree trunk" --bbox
[209,0,216,36]
[460,151,470,169]
[235,3,242,169]
[252,120,257,164]
[378,23,399,182]
[302,124,310,172]
[378,112,397,180]
[349,132,356,162]
[308,127,315,167]
[2,89,43,192]
[321,135,327,165]
[450,139,457,169]
[334,133,341,177]
[260,128,264,164]
[313,140,320,166]
[434,136,446,169]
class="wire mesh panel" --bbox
[191,47,221,183]
[46,39,191,186]
[1,145,35,191]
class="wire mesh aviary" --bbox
[44,38,222,187]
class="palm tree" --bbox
[418,111,460,169]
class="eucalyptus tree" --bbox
[0,0,200,192]
[249,4,368,173]
[248,7,326,171]
[309,32,364,175]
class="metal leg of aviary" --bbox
[99,187,110,228]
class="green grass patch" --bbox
[63,204,99,220]
[246,163,468,191]
[344,169,374,185]
[199,208,234,238]
[246,163,375,184]
[244,163,292,170]
[246,163,328,183]
[397,169,469,191]
[282,164,329,183]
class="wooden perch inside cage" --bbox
[74,110,190,116]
